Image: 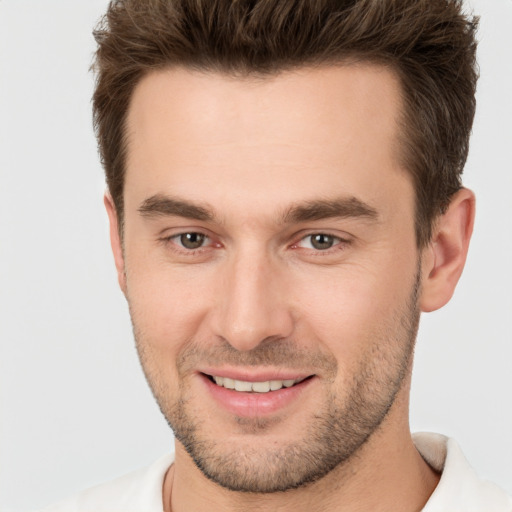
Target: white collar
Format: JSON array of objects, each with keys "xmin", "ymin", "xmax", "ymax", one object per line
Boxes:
[{"xmin": 413, "ymin": 432, "xmax": 511, "ymax": 511}]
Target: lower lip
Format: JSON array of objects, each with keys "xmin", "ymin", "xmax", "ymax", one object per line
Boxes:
[{"xmin": 200, "ymin": 374, "xmax": 314, "ymax": 417}]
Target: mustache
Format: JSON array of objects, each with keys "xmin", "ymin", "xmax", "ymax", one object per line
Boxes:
[{"xmin": 176, "ymin": 337, "xmax": 337, "ymax": 377}]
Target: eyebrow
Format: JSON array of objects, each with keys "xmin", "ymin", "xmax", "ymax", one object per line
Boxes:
[
  {"xmin": 281, "ymin": 197, "xmax": 379, "ymax": 224},
  {"xmin": 138, "ymin": 194, "xmax": 379, "ymax": 224},
  {"xmin": 138, "ymin": 194, "xmax": 215, "ymax": 221}
]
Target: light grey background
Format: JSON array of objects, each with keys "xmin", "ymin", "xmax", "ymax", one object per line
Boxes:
[{"xmin": 0, "ymin": 1, "xmax": 510, "ymax": 510}]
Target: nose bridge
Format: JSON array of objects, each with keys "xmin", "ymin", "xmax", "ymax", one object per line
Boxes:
[{"xmin": 214, "ymin": 244, "xmax": 293, "ymax": 352}]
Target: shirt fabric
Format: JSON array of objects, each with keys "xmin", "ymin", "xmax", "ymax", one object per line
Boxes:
[{"xmin": 37, "ymin": 432, "xmax": 511, "ymax": 512}]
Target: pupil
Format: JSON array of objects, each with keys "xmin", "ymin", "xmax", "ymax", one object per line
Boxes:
[
  {"xmin": 311, "ymin": 234, "xmax": 334, "ymax": 250},
  {"xmin": 181, "ymin": 233, "xmax": 205, "ymax": 249}
]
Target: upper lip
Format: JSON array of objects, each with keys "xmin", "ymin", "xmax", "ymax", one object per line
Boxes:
[{"xmin": 198, "ymin": 367, "xmax": 314, "ymax": 382}]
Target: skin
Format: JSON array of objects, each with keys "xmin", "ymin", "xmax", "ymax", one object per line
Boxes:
[{"xmin": 105, "ymin": 65, "xmax": 475, "ymax": 512}]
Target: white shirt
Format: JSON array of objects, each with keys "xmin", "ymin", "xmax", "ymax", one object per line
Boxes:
[{"xmin": 37, "ymin": 433, "xmax": 511, "ymax": 512}]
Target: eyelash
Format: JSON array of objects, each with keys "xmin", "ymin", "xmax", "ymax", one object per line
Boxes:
[
  {"xmin": 160, "ymin": 231, "xmax": 351, "ymax": 256},
  {"xmin": 293, "ymin": 233, "xmax": 350, "ymax": 252},
  {"xmin": 160, "ymin": 232, "xmax": 215, "ymax": 254}
]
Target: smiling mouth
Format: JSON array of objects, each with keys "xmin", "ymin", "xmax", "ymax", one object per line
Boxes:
[{"xmin": 203, "ymin": 374, "xmax": 313, "ymax": 393}]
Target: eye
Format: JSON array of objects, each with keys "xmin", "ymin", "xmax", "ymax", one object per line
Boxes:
[
  {"xmin": 174, "ymin": 232, "xmax": 209, "ymax": 250},
  {"xmin": 298, "ymin": 233, "xmax": 341, "ymax": 251}
]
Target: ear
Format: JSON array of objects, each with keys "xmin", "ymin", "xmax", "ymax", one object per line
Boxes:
[
  {"xmin": 419, "ymin": 188, "xmax": 475, "ymax": 312},
  {"xmin": 104, "ymin": 193, "xmax": 127, "ymax": 294}
]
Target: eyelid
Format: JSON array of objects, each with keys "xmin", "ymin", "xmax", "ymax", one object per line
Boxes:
[
  {"xmin": 159, "ymin": 228, "xmax": 220, "ymax": 253},
  {"xmin": 299, "ymin": 233, "xmax": 339, "ymax": 246},
  {"xmin": 158, "ymin": 228, "xmax": 351, "ymax": 253},
  {"xmin": 170, "ymin": 232, "xmax": 210, "ymax": 248},
  {"xmin": 291, "ymin": 232, "xmax": 353, "ymax": 252}
]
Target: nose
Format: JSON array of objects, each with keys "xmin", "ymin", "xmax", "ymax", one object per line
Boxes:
[{"xmin": 211, "ymin": 249, "xmax": 294, "ymax": 352}]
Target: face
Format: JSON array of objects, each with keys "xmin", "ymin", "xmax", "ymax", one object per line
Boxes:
[{"xmin": 116, "ymin": 65, "xmax": 423, "ymax": 492}]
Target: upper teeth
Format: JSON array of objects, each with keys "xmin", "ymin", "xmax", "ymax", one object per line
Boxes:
[{"xmin": 213, "ymin": 376, "xmax": 303, "ymax": 393}]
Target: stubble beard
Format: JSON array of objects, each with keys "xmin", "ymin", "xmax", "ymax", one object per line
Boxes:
[{"xmin": 132, "ymin": 271, "xmax": 421, "ymax": 494}]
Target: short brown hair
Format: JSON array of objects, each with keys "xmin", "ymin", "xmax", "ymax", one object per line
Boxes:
[{"xmin": 92, "ymin": 0, "xmax": 479, "ymax": 247}]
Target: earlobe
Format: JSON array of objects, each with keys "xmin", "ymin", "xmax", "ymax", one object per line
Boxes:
[
  {"xmin": 419, "ymin": 188, "xmax": 475, "ymax": 313},
  {"xmin": 104, "ymin": 193, "xmax": 127, "ymax": 294}
]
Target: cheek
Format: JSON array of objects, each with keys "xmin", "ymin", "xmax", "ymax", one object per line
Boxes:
[
  {"xmin": 125, "ymin": 265, "xmax": 215, "ymax": 401},
  {"xmin": 290, "ymin": 258, "xmax": 418, "ymax": 363},
  {"xmin": 124, "ymin": 255, "xmax": 216, "ymax": 355}
]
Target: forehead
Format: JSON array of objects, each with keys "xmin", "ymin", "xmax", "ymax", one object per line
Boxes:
[{"xmin": 124, "ymin": 64, "xmax": 410, "ymax": 220}]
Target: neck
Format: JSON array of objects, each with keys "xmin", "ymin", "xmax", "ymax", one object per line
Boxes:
[{"xmin": 164, "ymin": 385, "xmax": 440, "ymax": 512}]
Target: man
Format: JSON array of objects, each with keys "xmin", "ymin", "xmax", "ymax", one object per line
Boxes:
[{"xmin": 38, "ymin": 0, "xmax": 511, "ymax": 511}]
